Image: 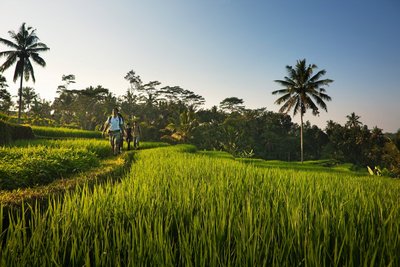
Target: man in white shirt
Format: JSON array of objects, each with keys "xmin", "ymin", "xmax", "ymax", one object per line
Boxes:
[{"xmin": 102, "ymin": 108, "xmax": 124, "ymax": 155}]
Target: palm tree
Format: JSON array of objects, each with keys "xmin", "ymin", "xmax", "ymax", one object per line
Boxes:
[
  {"xmin": 165, "ymin": 109, "xmax": 198, "ymax": 143},
  {"xmin": 0, "ymin": 23, "xmax": 49, "ymax": 123},
  {"xmin": 345, "ymin": 112, "xmax": 362, "ymax": 128},
  {"xmin": 272, "ymin": 59, "xmax": 333, "ymax": 162},
  {"xmin": 22, "ymin": 86, "xmax": 38, "ymax": 114}
]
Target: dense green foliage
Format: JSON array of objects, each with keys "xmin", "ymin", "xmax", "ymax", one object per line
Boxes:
[
  {"xmin": 325, "ymin": 120, "xmax": 400, "ymax": 177},
  {"xmin": 1, "ymin": 145, "xmax": 399, "ymax": 266},
  {"xmin": 1, "ymin": 67, "xmax": 399, "ymax": 176},
  {"xmin": 0, "ymin": 120, "xmax": 34, "ymax": 145}
]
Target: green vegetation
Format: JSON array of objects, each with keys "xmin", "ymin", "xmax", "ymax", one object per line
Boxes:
[
  {"xmin": 236, "ymin": 158, "xmax": 365, "ymax": 175},
  {"xmin": 0, "ymin": 23, "xmax": 49, "ymax": 123},
  {"xmin": 272, "ymin": 59, "xmax": 333, "ymax": 162},
  {"xmin": 0, "ymin": 145, "xmax": 99, "ymax": 190},
  {"xmin": 0, "ymin": 153, "xmax": 131, "ymax": 207},
  {"xmin": 0, "ymin": 141, "xmax": 169, "ymax": 207},
  {"xmin": 1, "ymin": 145, "xmax": 399, "ymax": 266},
  {"xmin": 0, "ymin": 120, "xmax": 34, "ymax": 145},
  {"xmin": 1, "ymin": 139, "xmax": 107, "ymax": 190},
  {"xmin": 31, "ymin": 125, "xmax": 102, "ymax": 139}
]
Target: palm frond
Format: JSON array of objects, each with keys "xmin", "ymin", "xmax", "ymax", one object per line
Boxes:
[
  {"xmin": 0, "ymin": 54, "xmax": 17, "ymax": 72},
  {"xmin": 0, "ymin": 38, "xmax": 19, "ymax": 49},
  {"xmin": 271, "ymin": 88, "xmax": 290, "ymax": 95},
  {"xmin": 309, "ymin": 69, "xmax": 326, "ymax": 83},
  {"xmin": 313, "ymin": 78, "xmax": 333, "ymax": 88},
  {"xmin": 13, "ymin": 60, "xmax": 24, "ymax": 82},
  {"xmin": 279, "ymin": 96, "xmax": 297, "ymax": 114},
  {"xmin": 274, "ymin": 93, "xmax": 292, "ymax": 105},
  {"xmin": 317, "ymin": 91, "xmax": 332, "ymax": 101},
  {"xmin": 28, "ymin": 43, "xmax": 50, "ymax": 52},
  {"xmin": 304, "ymin": 95, "xmax": 320, "ymax": 113},
  {"xmin": 30, "ymin": 54, "xmax": 46, "ymax": 67},
  {"xmin": 25, "ymin": 60, "xmax": 35, "ymax": 82},
  {"xmin": 0, "ymin": 50, "xmax": 16, "ymax": 58},
  {"xmin": 292, "ymin": 99, "xmax": 301, "ymax": 116},
  {"xmin": 311, "ymin": 94, "xmax": 328, "ymax": 111}
]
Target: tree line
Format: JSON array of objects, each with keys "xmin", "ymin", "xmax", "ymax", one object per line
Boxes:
[{"xmin": 1, "ymin": 69, "xmax": 399, "ymax": 176}]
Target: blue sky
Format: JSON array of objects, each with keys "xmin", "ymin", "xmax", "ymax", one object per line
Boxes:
[{"xmin": 1, "ymin": 0, "xmax": 399, "ymax": 132}]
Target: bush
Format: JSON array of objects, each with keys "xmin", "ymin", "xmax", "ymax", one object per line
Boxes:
[
  {"xmin": 0, "ymin": 120, "xmax": 34, "ymax": 145},
  {"xmin": 0, "ymin": 112, "xmax": 9, "ymax": 121}
]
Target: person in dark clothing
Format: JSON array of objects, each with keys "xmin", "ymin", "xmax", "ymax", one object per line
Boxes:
[
  {"xmin": 115, "ymin": 108, "xmax": 124, "ymax": 153},
  {"xmin": 125, "ymin": 122, "xmax": 133, "ymax": 150}
]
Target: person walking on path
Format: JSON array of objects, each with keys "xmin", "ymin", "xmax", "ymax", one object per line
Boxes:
[
  {"xmin": 132, "ymin": 121, "xmax": 142, "ymax": 149},
  {"xmin": 102, "ymin": 108, "xmax": 125, "ymax": 155},
  {"xmin": 125, "ymin": 122, "xmax": 133, "ymax": 150},
  {"xmin": 116, "ymin": 108, "xmax": 125, "ymax": 153}
]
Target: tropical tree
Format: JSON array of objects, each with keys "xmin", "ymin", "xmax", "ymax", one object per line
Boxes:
[
  {"xmin": 345, "ymin": 112, "xmax": 362, "ymax": 128},
  {"xmin": 164, "ymin": 109, "xmax": 198, "ymax": 143},
  {"xmin": 219, "ymin": 97, "xmax": 245, "ymax": 113},
  {"xmin": 272, "ymin": 59, "xmax": 333, "ymax": 162},
  {"xmin": 21, "ymin": 86, "xmax": 37, "ymax": 114},
  {"xmin": 0, "ymin": 23, "xmax": 49, "ymax": 123},
  {"xmin": 0, "ymin": 72, "xmax": 12, "ymax": 113},
  {"xmin": 52, "ymin": 74, "xmax": 76, "ymax": 126},
  {"xmin": 0, "ymin": 88, "xmax": 12, "ymax": 113}
]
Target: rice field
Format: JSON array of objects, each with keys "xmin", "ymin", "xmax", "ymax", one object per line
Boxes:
[
  {"xmin": 0, "ymin": 145, "xmax": 399, "ymax": 266},
  {"xmin": 31, "ymin": 125, "xmax": 102, "ymax": 139}
]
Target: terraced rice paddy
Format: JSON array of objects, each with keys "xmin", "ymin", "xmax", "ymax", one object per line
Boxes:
[{"xmin": 1, "ymin": 144, "xmax": 399, "ymax": 266}]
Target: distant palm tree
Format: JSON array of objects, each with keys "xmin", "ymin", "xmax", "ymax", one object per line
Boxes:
[
  {"xmin": 345, "ymin": 112, "xmax": 362, "ymax": 128},
  {"xmin": 272, "ymin": 59, "xmax": 333, "ymax": 162},
  {"xmin": 0, "ymin": 23, "xmax": 49, "ymax": 123},
  {"xmin": 22, "ymin": 86, "xmax": 38, "ymax": 114}
]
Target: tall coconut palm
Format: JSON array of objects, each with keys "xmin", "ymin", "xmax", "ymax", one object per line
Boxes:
[
  {"xmin": 272, "ymin": 59, "xmax": 333, "ymax": 162},
  {"xmin": 0, "ymin": 23, "xmax": 49, "ymax": 123}
]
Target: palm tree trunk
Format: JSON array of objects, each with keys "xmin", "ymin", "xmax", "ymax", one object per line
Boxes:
[
  {"xmin": 18, "ymin": 70, "xmax": 23, "ymax": 124},
  {"xmin": 300, "ymin": 111, "xmax": 304, "ymax": 163}
]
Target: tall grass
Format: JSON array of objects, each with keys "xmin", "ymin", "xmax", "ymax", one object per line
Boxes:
[
  {"xmin": 1, "ymin": 145, "xmax": 399, "ymax": 266},
  {"xmin": 31, "ymin": 126, "xmax": 102, "ymax": 139},
  {"xmin": 11, "ymin": 139, "xmax": 112, "ymax": 159}
]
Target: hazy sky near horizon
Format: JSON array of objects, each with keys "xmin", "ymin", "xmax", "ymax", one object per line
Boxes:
[{"xmin": 1, "ymin": 0, "xmax": 399, "ymax": 132}]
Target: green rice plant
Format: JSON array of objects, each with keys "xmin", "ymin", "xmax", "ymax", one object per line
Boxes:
[
  {"xmin": 31, "ymin": 125, "xmax": 102, "ymax": 139},
  {"xmin": 11, "ymin": 139, "xmax": 170, "ymax": 158},
  {"xmin": 0, "ymin": 145, "xmax": 399, "ymax": 266},
  {"xmin": 129, "ymin": 141, "xmax": 170, "ymax": 150},
  {"xmin": 11, "ymin": 139, "xmax": 112, "ymax": 158},
  {"xmin": 0, "ymin": 146, "xmax": 99, "ymax": 190}
]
